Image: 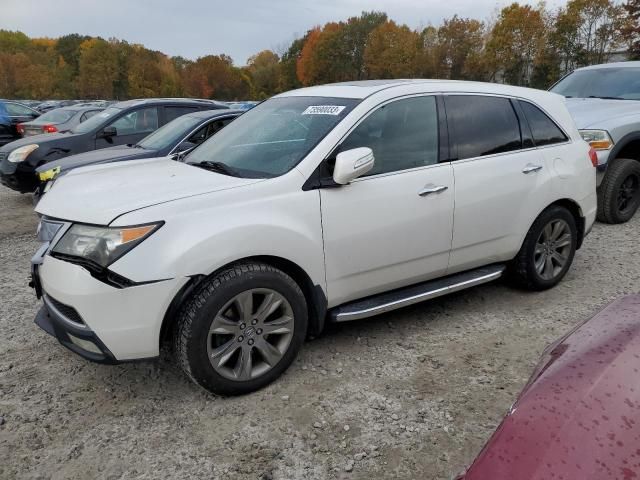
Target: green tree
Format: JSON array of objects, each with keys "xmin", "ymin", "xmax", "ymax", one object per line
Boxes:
[
  {"xmin": 76, "ymin": 38, "xmax": 118, "ymax": 98},
  {"xmin": 246, "ymin": 50, "xmax": 280, "ymax": 98}
]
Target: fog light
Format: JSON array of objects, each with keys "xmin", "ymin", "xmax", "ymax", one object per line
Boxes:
[{"xmin": 68, "ymin": 335, "xmax": 102, "ymax": 354}]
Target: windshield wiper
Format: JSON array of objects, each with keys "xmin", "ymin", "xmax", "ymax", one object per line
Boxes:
[
  {"xmin": 190, "ymin": 161, "xmax": 242, "ymax": 177},
  {"xmin": 588, "ymin": 95, "xmax": 626, "ymax": 100}
]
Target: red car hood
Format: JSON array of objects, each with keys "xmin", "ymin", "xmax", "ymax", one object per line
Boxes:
[{"xmin": 460, "ymin": 295, "xmax": 640, "ymax": 480}]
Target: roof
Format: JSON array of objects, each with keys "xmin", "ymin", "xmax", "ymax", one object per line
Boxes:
[
  {"xmin": 577, "ymin": 61, "xmax": 640, "ymax": 71},
  {"xmin": 185, "ymin": 109, "xmax": 243, "ymax": 119},
  {"xmin": 112, "ymin": 98, "xmax": 229, "ymax": 109},
  {"xmin": 56, "ymin": 105, "xmax": 106, "ymax": 112},
  {"xmin": 276, "ymin": 79, "xmax": 559, "ymax": 100}
]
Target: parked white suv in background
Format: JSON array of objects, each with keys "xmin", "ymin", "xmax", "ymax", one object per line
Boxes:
[{"xmin": 31, "ymin": 80, "xmax": 597, "ymax": 395}]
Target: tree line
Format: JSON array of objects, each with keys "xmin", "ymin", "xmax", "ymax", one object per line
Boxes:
[{"xmin": 1, "ymin": 0, "xmax": 639, "ymax": 101}]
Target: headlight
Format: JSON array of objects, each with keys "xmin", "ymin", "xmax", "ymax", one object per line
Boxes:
[
  {"xmin": 8, "ymin": 144, "xmax": 39, "ymax": 163},
  {"xmin": 579, "ymin": 130, "xmax": 613, "ymax": 150},
  {"xmin": 52, "ymin": 223, "xmax": 162, "ymax": 268}
]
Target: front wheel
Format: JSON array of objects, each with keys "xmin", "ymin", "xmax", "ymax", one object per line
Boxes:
[
  {"xmin": 174, "ymin": 262, "xmax": 308, "ymax": 395},
  {"xmin": 509, "ymin": 206, "xmax": 577, "ymax": 291}
]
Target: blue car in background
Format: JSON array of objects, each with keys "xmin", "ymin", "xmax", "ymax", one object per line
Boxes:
[{"xmin": 0, "ymin": 100, "xmax": 40, "ymax": 146}]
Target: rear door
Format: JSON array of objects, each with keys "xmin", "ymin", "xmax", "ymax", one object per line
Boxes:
[
  {"xmin": 445, "ymin": 94, "xmax": 554, "ymax": 273},
  {"xmin": 95, "ymin": 106, "xmax": 159, "ymax": 148}
]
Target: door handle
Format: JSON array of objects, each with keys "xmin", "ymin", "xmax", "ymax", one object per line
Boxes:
[
  {"xmin": 522, "ymin": 164, "xmax": 543, "ymax": 174},
  {"xmin": 418, "ymin": 184, "xmax": 448, "ymax": 196}
]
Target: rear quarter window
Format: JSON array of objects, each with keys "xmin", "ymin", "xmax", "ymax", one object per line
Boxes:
[{"xmin": 519, "ymin": 101, "xmax": 568, "ymax": 147}]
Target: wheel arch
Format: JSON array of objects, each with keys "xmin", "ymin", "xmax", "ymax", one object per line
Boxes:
[
  {"xmin": 159, "ymin": 255, "xmax": 328, "ymax": 346},
  {"xmin": 537, "ymin": 199, "xmax": 585, "ymax": 249},
  {"xmin": 607, "ymin": 132, "xmax": 640, "ymax": 167}
]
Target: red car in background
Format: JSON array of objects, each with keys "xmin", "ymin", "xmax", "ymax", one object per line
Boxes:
[{"xmin": 459, "ymin": 295, "xmax": 640, "ymax": 480}]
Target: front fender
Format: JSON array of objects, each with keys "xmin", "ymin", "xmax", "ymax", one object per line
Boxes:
[{"xmin": 109, "ymin": 184, "xmax": 326, "ymax": 295}]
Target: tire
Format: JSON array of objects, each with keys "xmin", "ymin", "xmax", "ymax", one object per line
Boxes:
[
  {"xmin": 174, "ymin": 262, "xmax": 308, "ymax": 395},
  {"xmin": 597, "ymin": 158, "xmax": 640, "ymax": 224},
  {"xmin": 509, "ymin": 205, "xmax": 577, "ymax": 291}
]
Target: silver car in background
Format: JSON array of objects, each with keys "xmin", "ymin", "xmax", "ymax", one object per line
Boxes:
[
  {"xmin": 18, "ymin": 105, "xmax": 104, "ymax": 137},
  {"xmin": 551, "ymin": 61, "xmax": 640, "ymax": 224}
]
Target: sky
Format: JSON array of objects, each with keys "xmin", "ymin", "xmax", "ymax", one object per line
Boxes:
[{"xmin": 1, "ymin": 0, "xmax": 567, "ymax": 66}]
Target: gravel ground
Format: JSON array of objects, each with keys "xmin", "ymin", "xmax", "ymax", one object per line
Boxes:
[{"xmin": 1, "ymin": 183, "xmax": 639, "ymax": 480}]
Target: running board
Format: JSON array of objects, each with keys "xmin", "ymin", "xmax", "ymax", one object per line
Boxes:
[{"xmin": 330, "ymin": 264, "xmax": 506, "ymax": 322}]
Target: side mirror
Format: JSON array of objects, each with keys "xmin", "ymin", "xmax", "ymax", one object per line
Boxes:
[
  {"xmin": 332, "ymin": 147, "xmax": 375, "ymax": 185},
  {"xmin": 101, "ymin": 126, "xmax": 117, "ymax": 138}
]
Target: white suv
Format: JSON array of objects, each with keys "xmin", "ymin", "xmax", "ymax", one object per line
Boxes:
[{"xmin": 32, "ymin": 80, "xmax": 597, "ymax": 395}]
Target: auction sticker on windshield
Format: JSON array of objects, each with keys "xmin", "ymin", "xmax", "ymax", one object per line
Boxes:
[{"xmin": 302, "ymin": 105, "xmax": 346, "ymax": 115}]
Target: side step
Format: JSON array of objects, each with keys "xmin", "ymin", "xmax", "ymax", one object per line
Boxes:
[{"xmin": 330, "ymin": 264, "xmax": 506, "ymax": 322}]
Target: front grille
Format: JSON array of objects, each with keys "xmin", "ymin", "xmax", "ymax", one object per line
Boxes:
[{"xmin": 45, "ymin": 295, "xmax": 85, "ymax": 326}]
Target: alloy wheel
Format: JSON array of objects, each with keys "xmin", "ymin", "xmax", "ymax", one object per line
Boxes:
[
  {"xmin": 617, "ymin": 173, "xmax": 640, "ymax": 216},
  {"xmin": 207, "ymin": 288, "xmax": 294, "ymax": 381},
  {"xmin": 533, "ymin": 219, "xmax": 572, "ymax": 281}
]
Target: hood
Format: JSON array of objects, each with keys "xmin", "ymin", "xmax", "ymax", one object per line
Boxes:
[
  {"xmin": 0, "ymin": 131, "xmax": 81, "ymax": 152},
  {"xmin": 36, "ymin": 158, "xmax": 263, "ymax": 225},
  {"xmin": 36, "ymin": 144, "xmax": 152, "ymax": 174},
  {"xmin": 460, "ymin": 294, "xmax": 640, "ymax": 480},
  {"xmin": 564, "ymin": 97, "xmax": 640, "ymax": 129}
]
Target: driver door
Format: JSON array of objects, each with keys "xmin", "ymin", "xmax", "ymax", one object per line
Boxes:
[
  {"xmin": 95, "ymin": 107, "xmax": 159, "ymax": 149},
  {"xmin": 319, "ymin": 96, "xmax": 455, "ymax": 306}
]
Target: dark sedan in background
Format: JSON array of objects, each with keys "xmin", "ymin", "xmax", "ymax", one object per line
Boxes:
[
  {"xmin": 0, "ymin": 100, "xmax": 40, "ymax": 147},
  {"xmin": 35, "ymin": 109, "xmax": 241, "ymax": 198},
  {"xmin": 18, "ymin": 105, "xmax": 104, "ymax": 137},
  {"xmin": 0, "ymin": 98, "xmax": 227, "ymax": 193}
]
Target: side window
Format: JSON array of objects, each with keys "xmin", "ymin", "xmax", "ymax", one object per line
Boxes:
[
  {"xmin": 110, "ymin": 107, "xmax": 158, "ymax": 135},
  {"xmin": 6, "ymin": 102, "xmax": 34, "ymax": 116},
  {"xmin": 446, "ymin": 95, "xmax": 522, "ymax": 160},
  {"xmin": 187, "ymin": 125, "xmax": 209, "ymax": 145},
  {"xmin": 339, "ymin": 96, "xmax": 439, "ymax": 176},
  {"xmin": 165, "ymin": 106, "xmax": 198, "ymax": 123},
  {"xmin": 80, "ymin": 110, "xmax": 100, "ymax": 122},
  {"xmin": 519, "ymin": 101, "xmax": 568, "ymax": 147}
]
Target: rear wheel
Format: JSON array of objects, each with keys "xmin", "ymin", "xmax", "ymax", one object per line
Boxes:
[
  {"xmin": 597, "ymin": 158, "xmax": 640, "ymax": 224},
  {"xmin": 509, "ymin": 206, "xmax": 577, "ymax": 290},
  {"xmin": 174, "ymin": 262, "xmax": 307, "ymax": 395}
]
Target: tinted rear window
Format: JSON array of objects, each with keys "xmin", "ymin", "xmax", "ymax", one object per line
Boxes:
[
  {"xmin": 447, "ymin": 95, "xmax": 522, "ymax": 160},
  {"xmin": 519, "ymin": 101, "xmax": 568, "ymax": 147}
]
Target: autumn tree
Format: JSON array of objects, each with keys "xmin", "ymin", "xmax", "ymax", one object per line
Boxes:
[
  {"xmin": 364, "ymin": 21, "xmax": 421, "ymax": 78},
  {"xmin": 434, "ymin": 15, "xmax": 487, "ymax": 80},
  {"xmin": 552, "ymin": 0, "xmax": 624, "ymax": 72},
  {"xmin": 622, "ymin": 0, "xmax": 640, "ymax": 59},
  {"xmin": 485, "ymin": 3, "xmax": 548, "ymax": 86},
  {"xmin": 182, "ymin": 55, "xmax": 251, "ymax": 100}
]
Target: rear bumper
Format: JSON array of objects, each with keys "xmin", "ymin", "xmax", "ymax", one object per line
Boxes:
[{"xmin": 35, "ymin": 254, "xmax": 187, "ymax": 361}]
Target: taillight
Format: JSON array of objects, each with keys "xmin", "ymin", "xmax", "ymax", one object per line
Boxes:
[
  {"xmin": 17, "ymin": 123, "xmax": 25, "ymax": 135},
  {"xmin": 43, "ymin": 124, "xmax": 58, "ymax": 133},
  {"xmin": 588, "ymin": 147, "xmax": 598, "ymax": 168}
]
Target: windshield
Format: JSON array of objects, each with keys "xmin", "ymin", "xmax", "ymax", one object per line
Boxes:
[
  {"xmin": 186, "ymin": 96, "xmax": 359, "ymax": 178},
  {"xmin": 71, "ymin": 107, "xmax": 121, "ymax": 133},
  {"xmin": 551, "ymin": 67, "xmax": 640, "ymax": 100},
  {"xmin": 138, "ymin": 114, "xmax": 203, "ymax": 150},
  {"xmin": 35, "ymin": 109, "xmax": 76, "ymax": 123}
]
